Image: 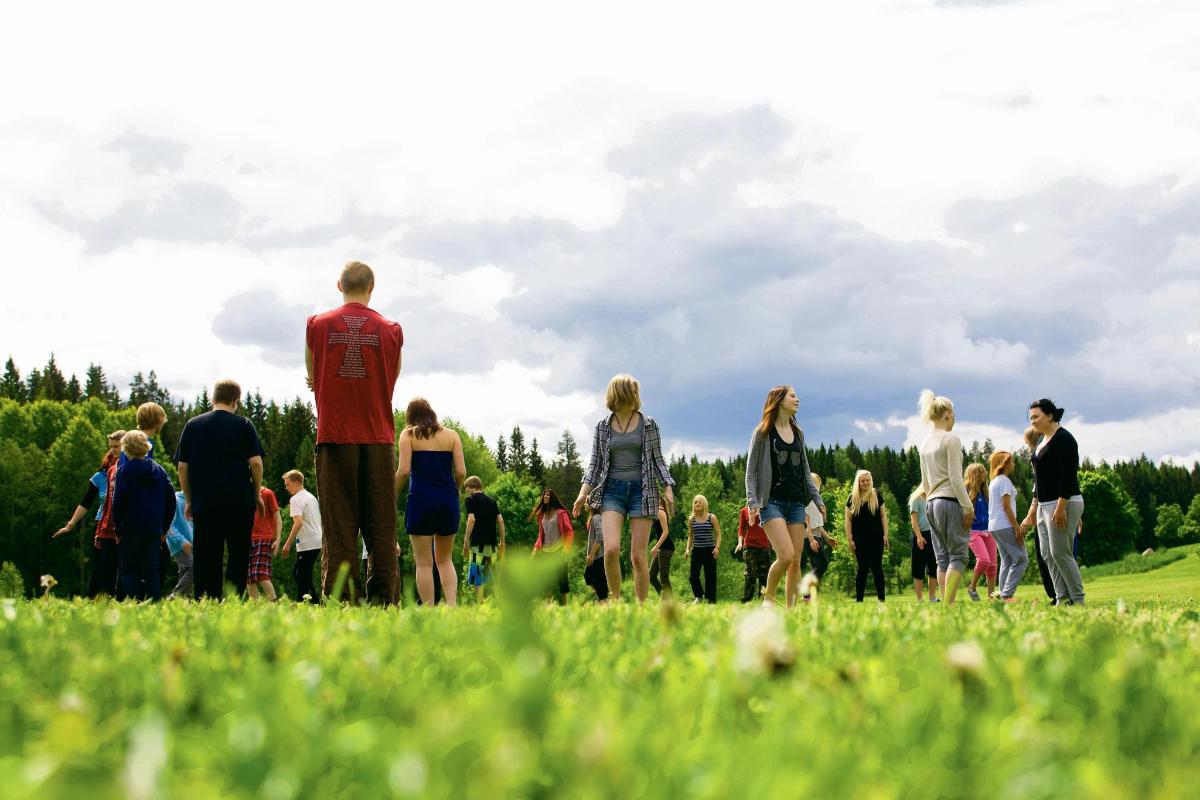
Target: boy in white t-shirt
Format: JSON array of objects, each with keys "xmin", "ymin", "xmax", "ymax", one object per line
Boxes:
[{"xmin": 281, "ymin": 469, "xmax": 323, "ymax": 603}]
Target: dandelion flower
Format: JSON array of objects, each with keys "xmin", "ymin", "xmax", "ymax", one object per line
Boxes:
[
  {"xmin": 734, "ymin": 605, "xmax": 794, "ymax": 676},
  {"xmin": 945, "ymin": 641, "xmax": 985, "ymax": 676}
]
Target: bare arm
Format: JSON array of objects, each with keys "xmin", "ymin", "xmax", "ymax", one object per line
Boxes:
[
  {"xmin": 249, "ymin": 456, "xmax": 265, "ymax": 514},
  {"xmin": 685, "ymin": 520, "xmax": 694, "ymax": 556},
  {"xmin": 881, "ymin": 505, "xmax": 890, "ymax": 548},
  {"xmin": 451, "ymin": 432, "xmax": 467, "ymax": 488},
  {"xmin": 395, "ymin": 432, "xmax": 412, "ymax": 498},
  {"xmin": 54, "ymin": 504, "xmax": 89, "ymax": 537},
  {"xmin": 283, "ymin": 514, "xmax": 303, "ymax": 555},
  {"xmin": 845, "ymin": 507, "xmax": 854, "ymax": 552},
  {"xmin": 498, "ymin": 515, "xmax": 506, "ymax": 554},
  {"xmin": 711, "ymin": 515, "xmax": 722, "ymax": 555},
  {"xmin": 463, "ymin": 513, "xmax": 475, "ymax": 556},
  {"xmin": 651, "ymin": 509, "xmax": 671, "ymax": 552},
  {"xmin": 305, "ymin": 344, "xmax": 315, "ymax": 390},
  {"xmin": 274, "ymin": 513, "xmax": 282, "ymax": 555}
]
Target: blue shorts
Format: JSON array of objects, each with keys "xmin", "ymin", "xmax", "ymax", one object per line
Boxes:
[
  {"xmin": 761, "ymin": 498, "xmax": 806, "ymax": 525},
  {"xmin": 600, "ymin": 478, "xmax": 647, "ymax": 517}
]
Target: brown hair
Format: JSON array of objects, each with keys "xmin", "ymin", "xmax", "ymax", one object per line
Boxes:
[
  {"xmin": 964, "ymin": 463, "xmax": 988, "ymax": 502},
  {"xmin": 989, "ymin": 451, "xmax": 1014, "ymax": 480},
  {"xmin": 340, "ymin": 261, "xmax": 375, "ymax": 295},
  {"xmin": 464, "ymin": 476, "xmax": 483, "ymax": 491},
  {"xmin": 528, "ymin": 487, "xmax": 566, "ymax": 520},
  {"xmin": 282, "ymin": 470, "xmax": 305, "ymax": 485},
  {"xmin": 136, "ymin": 402, "xmax": 167, "ymax": 431},
  {"xmin": 405, "ymin": 398, "xmax": 440, "ymax": 440},
  {"xmin": 757, "ymin": 385, "xmax": 799, "ymax": 435},
  {"xmin": 213, "ymin": 379, "xmax": 242, "ymax": 406}
]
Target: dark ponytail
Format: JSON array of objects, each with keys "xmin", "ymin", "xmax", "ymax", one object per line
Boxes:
[{"xmin": 1029, "ymin": 398, "xmax": 1064, "ymax": 423}]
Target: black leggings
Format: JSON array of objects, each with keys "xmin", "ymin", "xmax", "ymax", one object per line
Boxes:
[
  {"xmin": 854, "ymin": 539, "xmax": 885, "ymax": 602},
  {"xmin": 689, "ymin": 548, "xmax": 717, "ymax": 603},
  {"xmin": 649, "ymin": 548, "xmax": 674, "ymax": 595},
  {"xmin": 293, "ymin": 549, "xmax": 320, "ymax": 603},
  {"xmin": 584, "ymin": 557, "xmax": 609, "ymax": 601}
]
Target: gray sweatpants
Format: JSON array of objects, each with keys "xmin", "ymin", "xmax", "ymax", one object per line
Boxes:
[
  {"xmin": 927, "ymin": 498, "xmax": 970, "ymax": 573},
  {"xmin": 1037, "ymin": 497, "xmax": 1085, "ymax": 605},
  {"xmin": 992, "ymin": 527, "xmax": 1029, "ymax": 598},
  {"xmin": 170, "ymin": 550, "xmax": 194, "ymax": 599}
]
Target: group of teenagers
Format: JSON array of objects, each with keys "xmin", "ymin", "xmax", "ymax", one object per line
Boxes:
[{"xmin": 53, "ymin": 260, "xmax": 1086, "ymax": 609}]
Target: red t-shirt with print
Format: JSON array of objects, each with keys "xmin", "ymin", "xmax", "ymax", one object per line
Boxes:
[
  {"xmin": 307, "ymin": 303, "xmax": 404, "ymax": 445},
  {"xmin": 251, "ymin": 488, "xmax": 280, "ymax": 542},
  {"xmin": 739, "ymin": 506, "xmax": 770, "ymax": 549}
]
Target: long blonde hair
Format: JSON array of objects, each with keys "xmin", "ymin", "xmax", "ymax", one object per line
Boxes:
[
  {"xmin": 908, "ymin": 484, "xmax": 926, "ymax": 504},
  {"xmin": 964, "ymin": 463, "xmax": 988, "ymax": 501},
  {"xmin": 688, "ymin": 494, "xmax": 710, "ymax": 522},
  {"xmin": 849, "ymin": 470, "xmax": 879, "ymax": 515}
]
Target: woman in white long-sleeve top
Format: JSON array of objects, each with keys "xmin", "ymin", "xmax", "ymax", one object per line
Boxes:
[{"xmin": 917, "ymin": 389, "xmax": 974, "ymax": 605}]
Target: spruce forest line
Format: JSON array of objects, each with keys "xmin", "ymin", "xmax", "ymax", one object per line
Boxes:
[{"xmin": 1, "ymin": 354, "xmax": 1199, "ymax": 599}]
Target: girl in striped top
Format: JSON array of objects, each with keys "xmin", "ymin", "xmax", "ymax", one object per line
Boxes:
[{"xmin": 685, "ymin": 495, "xmax": 722, "ymax": 603}]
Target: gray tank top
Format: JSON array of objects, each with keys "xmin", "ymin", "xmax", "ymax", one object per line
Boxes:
[{"xmin": 608, "ymin": 417, "xmax": 643, "ymax": 481}]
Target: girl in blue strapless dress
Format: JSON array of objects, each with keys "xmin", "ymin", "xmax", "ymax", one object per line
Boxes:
[{"xmin": 396, "ymin": 398, "xmax": 466, "ymax": 606}]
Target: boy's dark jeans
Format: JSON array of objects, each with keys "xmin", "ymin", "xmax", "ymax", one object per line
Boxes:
[
  {"xmin": 88, "ymin": 538, "xmax": 121, "ymax": 598},
  {"xmin": 294, "ymin": 549, "xmax": 320, "ymax": 603},
  {"xmin": 119, "ymin": 534, "xmax": 161, "ymax": 601},
  {"xmin": 192, "ymin": 504, "xmax": 253, "ymax": 600}
]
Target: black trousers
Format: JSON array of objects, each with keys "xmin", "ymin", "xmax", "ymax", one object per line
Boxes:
[
  {"xmin": 649, "ymin": 548, "xmax": 674, "ymax": 596},
  {"xmin": 801, "ymin": 537, "xmax": 831, "ymax": 581},
  {"xmin": 1032, "ymin": 531, "xmax": 1056, "ymax": 601},
  {"xmin": 689, "ymin": 548, "xmax": 717, "ymax": 603},
  {"xmin": 294, "ymin": 549, "xmax": 320, "ymax": 603},
  {"xmin": 192, "ymin": 504, "xmax": 254, "ymax": 601},
  {"xmin": 855, "ymin": 538, "xmax": 885, "ymax": 602},
  {"xmin": 584, "ymin": 557, "xmax": 609, "ymax": 601},
  {"xmin": 87, "ymin": 538, "xmax": 121, "ymax": 598},
  {"xmin": 119, "ymin": 535, "xmax": 161, "ymax": 601}
]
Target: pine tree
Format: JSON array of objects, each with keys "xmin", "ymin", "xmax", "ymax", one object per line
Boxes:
[
  {"xmin": 65, "ymin": 375, "xmax": 82, "ymax": 403},
  {"xmin": 84, "ymin": 363, "xmax": 108, "ymax": 402},
  {"xmin": 195, "ymin": 388, "xmax": 212, "ymax": 413},
  {"xmin": 25, "ymin": 368, "xmax": 42, "ymax": 402},
  {"xmin": 509, "ymin": 426, "xmax": 528, "ymax": 476},
  {"xmin": 529, "ymin": 438, "xmax": 546, "ymax": 485},
  {"xmin": 495, "ymin": 434, "xmax": 509, "ymax": 472},
  {"xmin": 40, "ymin": 354, "xmax": 68, "ymax": 401},
  {"xmin": 128, "ymin": 372, "xmax": 148, "ymax": 407},
  {"xmin": 0, "ymin": 358, "xmax": 23, "ymax": 402}
]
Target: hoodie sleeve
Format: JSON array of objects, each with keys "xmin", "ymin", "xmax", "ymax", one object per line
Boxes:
[{"xmin": 161, "ymin": 472, "xmax": 177, "ymax": 535}]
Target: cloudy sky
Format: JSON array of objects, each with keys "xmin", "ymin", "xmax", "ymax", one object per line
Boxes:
[{"xmin": 2, "ymin": 0, "xmax": 1199, "ymax": 464}]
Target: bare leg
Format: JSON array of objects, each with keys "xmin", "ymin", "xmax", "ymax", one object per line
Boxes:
[
  {"xmin": 261, "ymin": 581, "xmax": 277, "ymax": 601},
  {"xmin": 434, "ymin": 534, "xmax": 458, "ymax": 607},
  {"xmin": 410, "ymin": 535, "xmax": 435, "ymax": 606},
  {"xmin": 913, "ymin": 578, "xmax": 925, "ymax": 601},
  {"xmin": 629, "ymin": 517, "xmax": 652, "ymax": 603},
  {"xmin": 944, "ymin": 568, "xmax": 963, "ymax": 604},
  {"xmin": 248, "ymin": 584, "xmax": 259, "ymax": 600},
  {"xmin": 602, "ymin": 511, "xmax": 625, "ymax": 600},
  {"xmin": 760, "ymin": 518, "xmax": 796, "ymax": 605},
  {"xmin": 785, "ymin": 523, "xmax": 808, "ymax": 608}
]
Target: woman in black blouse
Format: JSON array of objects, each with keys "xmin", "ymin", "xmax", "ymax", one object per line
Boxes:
[{"xmin": 1018, "ymin": 399, "xmax": 1085, "ymax": 605}]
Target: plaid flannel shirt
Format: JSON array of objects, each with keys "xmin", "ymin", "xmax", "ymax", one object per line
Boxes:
[{"xmin": 583, "ymin": 413, "xmax": 675, "ymax": 517}]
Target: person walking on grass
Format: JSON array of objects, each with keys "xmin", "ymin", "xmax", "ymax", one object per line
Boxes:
[
  {"xmin": 745, "ymin": 385, "xmax": 824, "ymax": 607},
  {"xmin": 988, "ymin": 451, "xmax": 1027, "ymax": 602},
  {"xmin": 964, "ymin": 463, "xmax": 997, "ymax": 602},
  {"xmin": 797, "ymin": 472, "xmax": 837, "ymax": 605},
  {"xmin": 1022, "ymin": 426, "xmax": 1057, "ymax": 603},
  {"xmin": 307, "ymin": 260, "xmax": 404, "ymax": 605},
  {"xmin": 463, "ymin": 475, "xmax": 505, "ymax": 604},
  {"xmin": 175, "ymin": 379, "xmax": 266, "ymax": 601},
  {"xmin": 53, "ymin": 429, "xmax": 125, "ymax": 598},
  {"xmin": 112, "ymin": 431, "xmax": 176, "ymax": 602},
  {"xmin": 908, "ymin": 486, "xmax": 938, "ymax": 602},
  {"xmin": 532, "ymin": 488, "xmax": 575, "ymax": 605},
  {"xmin": 1019, "ymin": 399, "xmax": 1085, "ymax": 606},
  {"xmin": 648, "ymin": 497, "xmax": 674, "ymax": 598},
  {"xmin": 247, "ymin": 486, "xmax": 281, "ymax": 601},
  {"xmin": 165, "ymin": 490, "xmax": 194, "ymax": 599},
  {"xmin": 281, "ymin": 470, "xmax": 323, "ymax": 603},
  {"xmin": 917, "ymin": 389, "xmax": 973, "ymax": 604},
  {"xmin": 736, "ymin": 502, "xmax": 771, "ymax": 603},
  {"xmin": 573, "ymin": 374, "xmax": 676, "ymax": 603},
  {"xmin": 396, "ymin": 398, "xmax": 466, "ymax": 607},
  {"xmin": 584, "ymin": 510, "xmax": 608, "ymax": 601},
  {"xmin": 685, "ymin": 495, "xmax": 721, "ymax": 604},
  {"xmin": 846, "ymin": 470, "xmax": 888, "ymax": 603}
]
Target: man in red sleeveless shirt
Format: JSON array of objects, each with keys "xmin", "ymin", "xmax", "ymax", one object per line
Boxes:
[{"xmin": 306, "ymin": 261, "xmax": 404, "ymax": 604}]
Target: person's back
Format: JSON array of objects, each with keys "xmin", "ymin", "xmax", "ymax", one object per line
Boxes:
[
  {"xmin": 409, "ymin": 430, "xmax": 459, "ymax": 500},
  {"xmin": 464, "ymin": 490, "xmax": 499, "ymax": 548},
  {"xmin": 919, "ymin": 430, "xmax": 970, "ymax": 507},
  {"xmin": 177, "ymin": 409, "xmax": 261, "ymax": 515},
  {"xmin": 114, "ymin": 456, "xmax": 174, "ymax": 540}
]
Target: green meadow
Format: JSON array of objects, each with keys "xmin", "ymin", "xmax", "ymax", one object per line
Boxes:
[{"xmin": 1, "ymin": 554, "xmax": 1196, "ymax": 800}]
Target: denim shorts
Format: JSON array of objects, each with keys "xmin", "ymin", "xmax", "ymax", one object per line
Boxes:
[
  {"xmin": 600, "ymin": 478, "xmax": 647, "ymax": 517},
  {"xmin": 761, "ymin": 497, "xmax": 807, "ymax": 525}
]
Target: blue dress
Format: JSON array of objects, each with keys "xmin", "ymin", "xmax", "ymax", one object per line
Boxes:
[{"xmin": 405, "ymin": 450, "xmax": 460, "ymax": 536}]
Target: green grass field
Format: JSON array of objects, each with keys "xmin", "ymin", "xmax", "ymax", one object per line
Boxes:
[{"xmin": 1, "ymin": 559, "xmax": 1196, "ymax": 799}]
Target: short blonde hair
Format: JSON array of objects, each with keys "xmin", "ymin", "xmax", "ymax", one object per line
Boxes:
[
  {"xmin": 340, "ymin": 261, "xmax": 375, "ymax": 295},
  {"xmin": 605, "ymin": 374, "xmax": 641, "ymax": 413},
  {"xmin": 136, "ymin": 402, "xmax": 167, "ymax": 431},
  {"xmin": 282, "ymin": 470, "xmax": 305, "ymax": 486},
  {"xmin": 122, "ymin": 430, "xmax": 151, "ymax": 459},
  {"xmin": 464, "ymin": 476, "xmax": 483, "ymax": 491},
  {"xmin": 918, "ymin": 389, "xmax": 954, "ymax": 423},
  {"xmin": 689, "ymin": 494, "xmax": 710, "ymax": 520}
]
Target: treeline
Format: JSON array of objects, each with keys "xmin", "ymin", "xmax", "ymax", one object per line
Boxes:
[{"xmin": 2, "ymin": 354, "xmax": 1199, "ymax": 598}]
